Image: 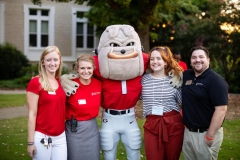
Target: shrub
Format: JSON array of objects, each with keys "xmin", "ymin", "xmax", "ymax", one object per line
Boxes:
[
  {"xmin": 0, "ymin": 64, "xmax": 38, "ymax": 89},
  {"xmin": 0, "ymin": 42, "xmax": 29, "ymax": 80},
  {"xmin": 0, "ymin": 65, "xmax": 70, "ymax": 89},
  {"xmin": 0, "ymin": 79, "xmax": 23, "ymax": 89}
]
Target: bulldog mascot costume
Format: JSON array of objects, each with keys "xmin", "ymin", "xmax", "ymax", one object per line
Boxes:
[{"xmin": 61, "ymin": 24, "xmax": 181, "ymax": 159}]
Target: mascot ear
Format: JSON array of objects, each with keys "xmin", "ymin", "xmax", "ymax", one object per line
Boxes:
[
  {"xmin": 141, "ymin": 46, "xmax": 144, "ymax": 52},
  {"xmin": 94, "ymin": 49, "xmax": 98, "ymax": 55}
]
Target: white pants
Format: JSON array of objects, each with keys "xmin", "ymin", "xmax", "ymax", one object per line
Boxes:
[
  {"xmin": 100, "ymin": 107, "xmax": 142, "ymax": 160},
  {"xmin": 33, "ymin": 131, "xmax": 67, "ymax": 160}
]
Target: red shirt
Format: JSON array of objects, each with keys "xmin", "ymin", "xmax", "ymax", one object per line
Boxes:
[
  {"xmin": 179, "ymin": 61, "xmax": 188, "ymax": 71},
  {"xmin": 93, "ymin": 53, "xmax": 148, "ymax": 110},
  {"xmin": 26, "ymin": 76, "xmax": 66, "ymax": 136},
  {"xmin": 65, "ymin": 78, "xmax": 102, "ymax": 121}
]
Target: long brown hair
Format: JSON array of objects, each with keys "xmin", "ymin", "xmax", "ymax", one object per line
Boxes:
[{"xmin": 147, "ymin": 46, "xmax": 183, "ymax": 79}]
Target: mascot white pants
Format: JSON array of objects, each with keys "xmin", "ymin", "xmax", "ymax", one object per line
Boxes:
[{"xmin": 100, "ymin": 107, "xmax": 141, "ymax": 160}]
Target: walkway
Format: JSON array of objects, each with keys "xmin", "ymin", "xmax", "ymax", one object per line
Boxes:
[{"xmin": 0, "ymin": 89, "xmax": 27, "ymax": 120}]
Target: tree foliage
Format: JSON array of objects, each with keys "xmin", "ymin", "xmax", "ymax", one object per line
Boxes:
[
  {"xmin": 151, "ymin": 0, "xmax": 240, "ymax": 93},
  {"xmin": 32, "ymin": 0, "xmax": 240, "ymax": 93},
  {"xmin": 32, "ymin": 0, "xmax": 180, "ymax": 51},
  {"xmin": 0, "ymin": 43, "xmax": 29, "ymax": 80}
]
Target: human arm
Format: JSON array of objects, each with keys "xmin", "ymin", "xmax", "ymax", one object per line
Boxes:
[
  {"xmin": 205, "ymin": 105, "xmax": 227, "ymax": 146},
  {"xmin": 27, "ymin": 92, "xmax": 39, "ymax": 158}
]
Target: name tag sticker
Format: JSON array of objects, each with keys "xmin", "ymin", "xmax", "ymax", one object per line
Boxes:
[
  {"xmin": 48, "ymin": 91, "xmax": 56, "ymax": 95},
  {"xmin": 185, "ymin": 80, "xmax": 192, "ymax": 85},
  {"xmin": 152, "ymin": 105, "xmax": 163, "ymax": 116},
  {"xmin": 78, "ymin": 99, "xmax": 86, "ymax": 105}
]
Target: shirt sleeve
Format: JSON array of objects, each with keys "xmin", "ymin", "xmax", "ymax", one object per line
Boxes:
[
  {"xmin": 175, "ymin": 87, "xmax": 182, "ymax": 105},
  {"xmin": 26, "ymin": 77, "xmax": 41, "ymax": 95},
  {"xmin": 209, "ymin": 75, "xmax": 229, "ymax": 106}
]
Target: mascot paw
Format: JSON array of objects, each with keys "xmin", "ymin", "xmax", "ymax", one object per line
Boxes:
[
  {"xmin": 60, "ymin": 74, "xmax": 79, "ymax": 96},
  {"xmin": 168, "ymin": 70, "xmax": 183, "ymax": 89}
]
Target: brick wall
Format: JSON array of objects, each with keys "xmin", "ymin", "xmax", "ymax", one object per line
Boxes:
[{"xmin": 99, "ymin": 93, "xmax": 240, "ymax": 120}]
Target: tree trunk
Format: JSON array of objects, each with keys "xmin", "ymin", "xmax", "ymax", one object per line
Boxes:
[{"xmin": 136, "ymin": 26, "xmax": 150, "ymax": 53}]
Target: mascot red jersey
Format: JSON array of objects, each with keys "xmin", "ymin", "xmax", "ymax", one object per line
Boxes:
[{"xmin": 61, "ymin": 24, "xmax": 148, "ymax": 160}]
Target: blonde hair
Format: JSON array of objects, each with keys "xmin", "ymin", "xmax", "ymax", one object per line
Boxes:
[
  {"xmin": 74, "ymin": 54, "xmax": 95, "ymax": 71},
  {"xmin": 148, "ymin": 46, "xmax": 183, "ymax": 79},
  {"xmin": 38, "ymin": 46, "xmax": 62, "ymax": 92}
]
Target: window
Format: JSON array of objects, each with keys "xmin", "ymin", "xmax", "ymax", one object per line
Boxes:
[
  {"xmin": 87, "ymin": 23, "xmax": 94, "ymax": 48},
  {"xmin": 71, "ymin": 7, "xmax": 97, "ymax": 59},
  {"xmin": 29, "ymin": 9, "xmax": 49, "ymax": 47},
  {"xmin": 24, "ymin": 5, "xmax": 55, "ymax": 61},
  {"xmin": 74, "ymin": 11, "xmax": 95, "ymax": 49},
  {"xmin": 76, "ymin": 22, "xmax": 83, "ymax": 47}
]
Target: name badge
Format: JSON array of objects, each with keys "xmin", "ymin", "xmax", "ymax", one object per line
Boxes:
[
  {"xmin": 78, "ymin": 99, "xmax": 86, "ymax": 105},
  {"xmin": 48, "ymin": 91, "xmax": 56, "ymax": 95},
  {"xmin": 185, "ymin": 80, "xmax": 192, "ymax": 85},
  {"xmin": 152, "ymin": 105, "xmax": 163, "ymax": 116}
]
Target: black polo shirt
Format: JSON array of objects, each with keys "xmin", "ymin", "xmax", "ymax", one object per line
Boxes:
[{"xmin": 182, "ymin": 67, "xmax": 229, "ymax": 129}]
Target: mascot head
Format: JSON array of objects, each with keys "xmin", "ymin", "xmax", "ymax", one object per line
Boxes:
[{"xmin": 97, "ymin": 24, "xmax": 144, "ymax": 80}]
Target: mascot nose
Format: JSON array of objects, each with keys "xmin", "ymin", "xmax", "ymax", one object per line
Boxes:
[{"xmin": 121, "ymin": 49, "xmax": 126, "ymax": 54}]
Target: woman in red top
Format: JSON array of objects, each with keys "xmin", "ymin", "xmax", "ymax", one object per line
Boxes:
[
  {"xmin": 26, "ymin": 46, "xmax": 67, "ymax": 160},
  {"xmin": 65, "ymin": 54, "xmax": 102, "ymax": 160}
]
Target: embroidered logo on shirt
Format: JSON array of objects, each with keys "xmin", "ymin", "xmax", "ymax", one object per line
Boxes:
[
  {"xmin": 92, "ymin": 92, "xmax": 101, "ymax": 96},
  {"xmin": 196, "ymin": 82, "xmax": 203, "ymax": 86}
]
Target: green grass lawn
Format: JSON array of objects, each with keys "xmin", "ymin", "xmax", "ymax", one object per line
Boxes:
[
  {"xmin": 0, "ymin": 117, "xmax": 239, "ymax": 160},
  {"xmin": 0, "ymin": 94, "xmax": 26, "ymax": 108},
  {"xmin": 0, "ymin": 94, "xmax": 239, "ymax": 159}
]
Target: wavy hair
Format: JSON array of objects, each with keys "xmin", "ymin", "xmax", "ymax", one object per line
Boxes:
[
  {"xmin": 38, "ymin": 46, "xmax": 62, "ymax": 92},
  {"xmin": 74, "ymin": 54, "xmax": 95, "ymax": 72},
  {"xmin": 147, "ymin": 46, "xmax": 183, "ymax": 79}
]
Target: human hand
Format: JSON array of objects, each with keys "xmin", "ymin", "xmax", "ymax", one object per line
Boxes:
[
  {"xmin": 27, "ymin": 145, "xmax": 36, "ymax": 158},
  {"xmin": 60, "ymin": 74, "xmax": 79, "ymax": 96},
  {"xmin": 168, "ymin": 70, "xmax": 183, "ymax": 88},
  {"xmin": 204, "ymin": 134, "xmax": 214, "ymax": 147}
]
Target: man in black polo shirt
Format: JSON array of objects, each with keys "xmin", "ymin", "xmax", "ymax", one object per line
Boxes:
[{"xmin": 182, "ymin": 46, "xmax": 228, "ymax": 160}]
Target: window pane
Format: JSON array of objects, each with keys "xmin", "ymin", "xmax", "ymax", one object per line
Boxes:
[
  {"xmin": 77, "ymin": 36, "xmax": 83, "ymax": 48},
  {"xmin": 77, "ymin": 23, "xmax": 83, "ymax": 34},
  {"xmin": 87, "ymin": 24, "xmax": 94, "ymax": 34},
  {"xmin": 29, "ymin": 34, "xmax": 37, "ymax": 46},
  {"xmin": 41, "ymin": 21, "xmax": 48, "ymax": 34},
  {"xmin": 76, "ymin": 12, "xmax": 84, "ymax": 18},
  {"xmin": 87, "ymin": 36, "xmax": 93, "ymax": 48},
  {"xmin": 29, "ymin": 20, "xmax": 37, "ymax": 32},
  {"xmin": 41, "ymin": 35, "xmax": 48, "ymax": 47},
  {"xmin": 41, "ymin": 10, "xmax": 49, "ymax": 16},
  {"xmin": 29, "ymin": 9, "xmax": 37, "ymax": 15}
]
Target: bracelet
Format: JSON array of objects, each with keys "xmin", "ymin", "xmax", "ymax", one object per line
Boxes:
[
  {"xmin": 28, "ymin": 142, "xmax": 34, "ymax": 145},
  {"xmin": 205, "ymin": 135, "xmax": 214, "ymax": 140}
]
